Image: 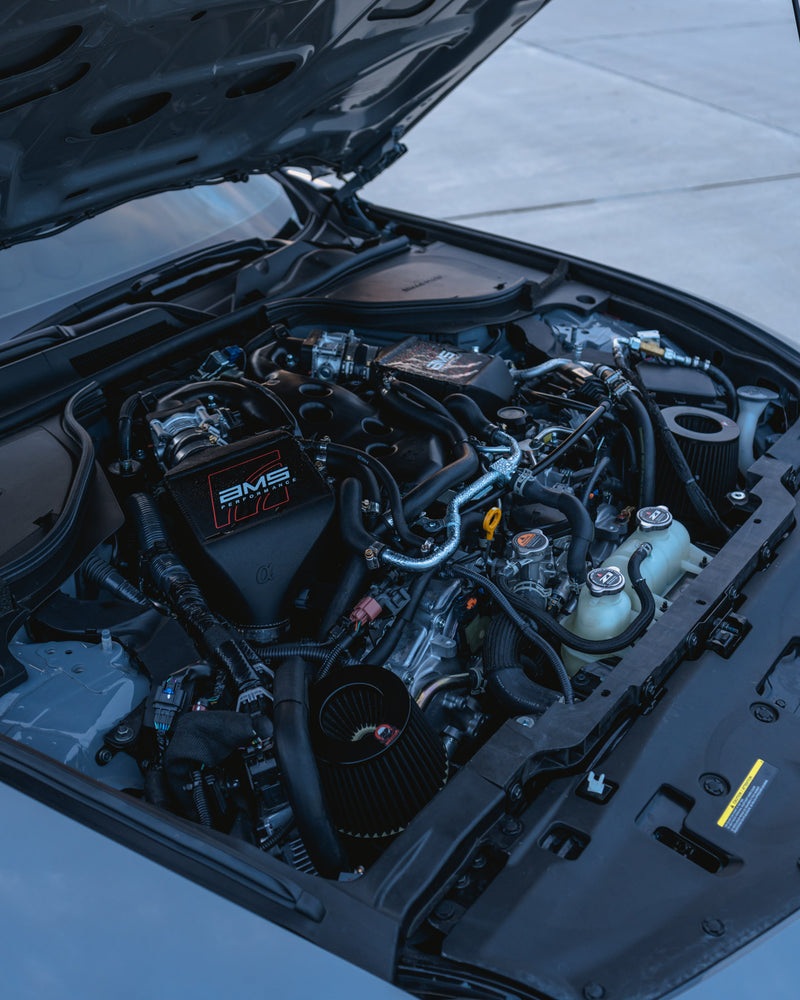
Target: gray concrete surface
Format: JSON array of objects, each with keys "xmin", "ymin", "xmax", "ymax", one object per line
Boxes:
[{"xmin": 365, "ymin": 0, "xmax": 800, "ymax": 346}]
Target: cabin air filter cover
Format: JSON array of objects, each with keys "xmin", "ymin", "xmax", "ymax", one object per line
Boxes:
[{"xmin": 310, "ymin": 666, "xmax": 448, "ymax": 839}]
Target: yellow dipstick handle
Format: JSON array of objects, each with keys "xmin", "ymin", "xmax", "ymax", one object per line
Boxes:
[{"xmin": 482, "ymin": 507, "xmax": 502, "ymax": 541}]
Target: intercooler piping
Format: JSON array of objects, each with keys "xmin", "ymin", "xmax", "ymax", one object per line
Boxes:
[{"xmin": 378, "ymin": 431, "xmax": 522, "ymax": 572}]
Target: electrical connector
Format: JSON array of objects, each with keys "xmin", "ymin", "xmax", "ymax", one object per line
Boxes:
[
  {"xmin": 153, "ymin": 675, "xmax": 187, "ymax": 734},
  {"xmin": 349, "ymin": 595, "xmax": 383, "ymax": 627}
]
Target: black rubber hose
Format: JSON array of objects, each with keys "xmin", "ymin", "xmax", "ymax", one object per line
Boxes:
[
  {"xmin": 515, "ymin": 478, "xmax": 593, "ymax": 583},
  {"xmin": 272, "ymin": 656, "xmax": 348, "ymax": 878},
  {"xmin": 380, "ymin": 383, "xmax": 467, "ymax": 447},
  {"xmin": 482, "ymin": 615, "xmax": 561, "ymax": 716},
  {"xmin": 580, "ymin": 454, "xmax": 612, "ymax": 506},
  {"xmin": 317, "ymin": 554, "xmax": 368, "ymax": 638},
  {"xmin": 326, "ymin": 457, "xmax": 380, "ymax": 525},
  {"xmin": 338, "ymin": 478, "xmax": 378, "ymax": 556},
  {"xmin": 390, "ymin": 378, "xmax": 457, "ymax": 423},
  {"xmin": 500, "ymin": 544, "xmax": 656, "ymax": 654},
  {"xmin": 322, "ymin": 442, "xmax": 419, "ymax": 546},
  {"xmin": 401, "ymin": 441, "xmax": 480, "ymax": 520},
  {"xmin": 620, "ymin": 390, "xmax": 656, "ymax": 508},
  {"xmin": 81, "ymin": 555, "xmax": 150, "ymax": 607},
  {"xmin": 528, "ymin": 400, "xmax": 612, "ymax": 480},
  {"xmin": 118, "ymin": 392, "xmax": 142, "ymax": 465},
  {"xmin": 443, "ymin": 393, "xmax": 499, "ymax": 441},
  {"xmin": 706, "ymin": 363, "xmax": 738, "ymax": 420},
  {"xmin": 368, "ymin": 569, "xmax": 436, "ymax": 667},
  {"xmin": 157, "ymin": 377, "xmax": 301, "ymax": 436},
  {"xmin": 624, "ymin": 366, "xmax": 731, "ymax": 540},
  {"xmin": 450, "ymin": 564, "xmax": 573, "ymax": 704},
  {"xmin": 117, "ymin": 379, "xmax": 186, "ymax": 465}
]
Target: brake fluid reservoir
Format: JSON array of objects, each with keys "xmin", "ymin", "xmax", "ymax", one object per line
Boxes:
[
  {"xmin": 603, "ymin": 505, "xmax": 706, "ymax": 611},
  {"xmin": 561, "ymin": 566, "xmax": 632, "ymax": 675}
]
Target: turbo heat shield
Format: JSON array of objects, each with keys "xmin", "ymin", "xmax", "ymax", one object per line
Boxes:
[{"xmin": 163, "ymin": 431, "xmax": 333, "ymax": 632}]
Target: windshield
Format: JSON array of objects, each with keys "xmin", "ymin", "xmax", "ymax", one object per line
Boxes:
[{"xmin": 0, "ymin": 175, "xmax": 300, "ymax": 342}]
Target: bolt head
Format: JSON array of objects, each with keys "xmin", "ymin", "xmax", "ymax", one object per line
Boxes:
[
  {"xmin": 583, "ymin": 983, "xmax": 606, "ymax": 1000},
  {"xmin": 702, "ymin": 918, "xmax": 725, "ymax": 938},
  {"xmin": 700, "ymin": 773, "xmax": 729, "ymax": 797},
  {"xmin": 434, "ymin": 900, "xmax": 456, "ymax": 921},
  {"xmin": 751, "ymin": 702, "xmax": 779, "ymax": 723}
]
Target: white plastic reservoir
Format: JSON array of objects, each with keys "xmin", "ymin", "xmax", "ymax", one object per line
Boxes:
[
  {"xmin": 561, "ymin": 566, "xmax": 632, "ymax": 675},
  {"xmin": 601, "ymin": 505, "xmax": 706, "ymax": 612}
]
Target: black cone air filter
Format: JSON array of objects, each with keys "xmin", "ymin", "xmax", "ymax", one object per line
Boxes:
[
  {"xmin": 660, "ymin": 405, "xmax": 739, "ymax": 516},
  {"xmin": 310, "ymin": 667, "xmax": 448, "ymax": 839}
]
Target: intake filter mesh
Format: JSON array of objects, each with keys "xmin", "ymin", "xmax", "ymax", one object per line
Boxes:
[
  {"xmin": 660, "ymin": 405, "xmax": 739, "ymax": 515},
  {"xmin": 310, "ymin": 667, "xmax": 448, "ymax": 839}
]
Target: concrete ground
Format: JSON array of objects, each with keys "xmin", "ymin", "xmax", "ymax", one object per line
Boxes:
[{"xmin": 365, "ymin": 0, "xmax": 800, "ymax": 347}]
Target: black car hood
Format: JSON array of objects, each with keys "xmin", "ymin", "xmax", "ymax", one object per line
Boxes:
[{"xmin": 0, "ymin": 0, "xmax": 548, "ymax": 246}]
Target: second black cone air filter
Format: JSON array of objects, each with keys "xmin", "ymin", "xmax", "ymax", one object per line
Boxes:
[
  {"xmin": 660, "ymin": 405, "xmax": 739, "ymax": 515},
  {"xmin": 310, "ymin": 667, "xmax": 448, "ymax": 839}
]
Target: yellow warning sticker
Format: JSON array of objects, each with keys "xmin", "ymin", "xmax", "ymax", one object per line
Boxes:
[{"xmin": 717, "ymin": 758, "xmax": 777, "ymax": 834}]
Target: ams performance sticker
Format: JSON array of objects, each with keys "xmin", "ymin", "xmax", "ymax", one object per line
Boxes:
[{"xmin": 717, "ymin": 758, "xmax": 778, "ymax": 834}]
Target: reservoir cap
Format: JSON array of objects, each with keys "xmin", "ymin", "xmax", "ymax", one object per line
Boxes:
[
  {"xmin": 637, "ymin": 505, "xmax": 673, "ymax": 532},
  {"xmin": 512, "ymin": 529, "xmax": 549, "ymax": 561},
  {"xmin": 587, "ymin": 566, "xmax": 626, "ymax": 596}
]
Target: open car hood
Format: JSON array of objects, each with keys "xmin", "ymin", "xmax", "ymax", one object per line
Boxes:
[{"xmin": 0, "ymin": 0, "xmax": 548, "ymax": 245}]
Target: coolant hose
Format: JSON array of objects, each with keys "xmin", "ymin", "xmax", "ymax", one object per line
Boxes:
[
  {"xmin": 501, "ymin": 544, "xmax": 656, "ymax": 654},
  {"xmin": 443, "ymin": 393, "xmax": 500, "ymax": 441},
  {"xmin": 380, "ymin": 382, "xmax": 466, "ymax": 447},
  {"xmin": 450, "ymin": 564, "xmax": 573, "ymax": 704},
  {"xmin": 402, "ymin": 440, "xmax": 480, "ymax": 520},
  {"xmin": 339, "ymin": 478, "xmax": 378, "ymax": 556},
  {"xmin": 272, "ymin": 657, "xmax": 348, "ymax": 878},
  {"xmin": 322, "ymin": 442, "xmax": 419, "ymax": 546},
  {"xmin": 514, "ymin": 476, "xmax": 593, "ymax": 583},
  {"xmin": 619, "ymin": 390, "xmax": 656, "ymax": 508},
  {"xmin": 482, "ymin": 615, "xmax": 561, "ymax": 716}
]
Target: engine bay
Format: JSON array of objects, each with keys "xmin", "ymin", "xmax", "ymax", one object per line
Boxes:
[
  {"xmin": 1, "ymin": 280, "xmax": 792, "ymax": 876},
  {"xmin": 0, "ymin": 214, "xmax": 798, "ymax": 995}
]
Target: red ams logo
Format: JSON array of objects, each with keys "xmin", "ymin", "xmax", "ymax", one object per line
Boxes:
[{"xmin": 208, "ymin": 449, "xmax": 293, "ymax": 530}]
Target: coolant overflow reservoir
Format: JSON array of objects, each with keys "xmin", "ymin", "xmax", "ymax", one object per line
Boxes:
[
  {"xmin": 561, "ymin": 566, "xmax": 633, "ymax": 676},
  {"xmin": 602, "ymin": 505, "xmax": 706, "ymax": 612}
]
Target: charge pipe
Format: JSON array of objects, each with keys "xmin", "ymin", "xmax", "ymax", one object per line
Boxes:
[
  {"xmin": 378, "ymin": 431, "xmax": 522, "ymax": 572},
  {"xmin": 507, "ymin": 358, "xmax": 580, "ymax": 382}
]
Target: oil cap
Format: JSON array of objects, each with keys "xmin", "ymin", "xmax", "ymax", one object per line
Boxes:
[
  {"xmin": 586, "ymin": 566, "xmax": 626, "ymax": 596},
  {"xmin": 512, "ymin": 529, "xmax": 549, "ymax": 562},
  {"xmin": 636, "ymin": 505, "xmax": 673, "ymax": 532}
]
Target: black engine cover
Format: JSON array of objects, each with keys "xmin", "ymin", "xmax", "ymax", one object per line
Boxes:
[{"xmin": 163, "ymin": 431, "xmax": 334, "ymax": 634}]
